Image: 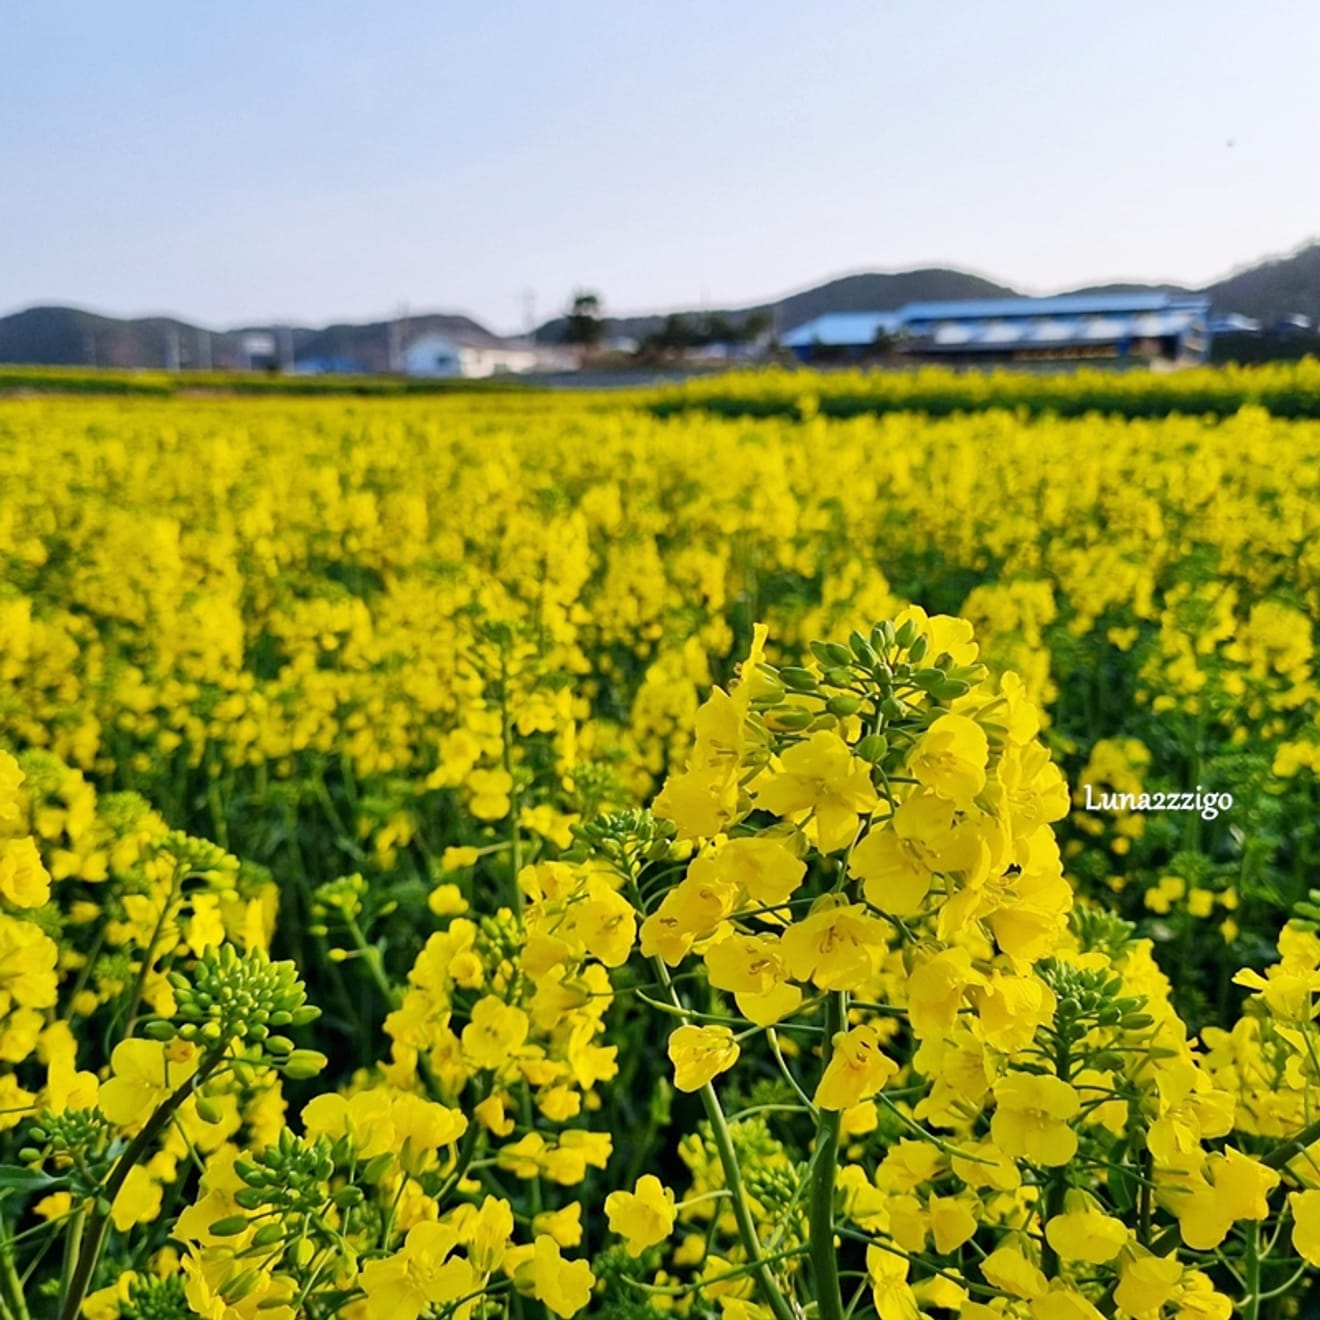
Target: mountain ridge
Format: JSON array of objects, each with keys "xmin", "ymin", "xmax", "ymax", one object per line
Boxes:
[{"xmin": 4, "ymin": 242, "xmax": 1318, "ymax": 367}]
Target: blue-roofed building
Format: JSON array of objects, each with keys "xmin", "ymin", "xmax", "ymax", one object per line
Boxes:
[{"xmin": 782, "ymin": 292, "xmax": 1212, "ymax": 366}]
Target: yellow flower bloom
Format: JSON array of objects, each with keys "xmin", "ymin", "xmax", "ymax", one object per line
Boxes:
[
  {"xmin": 754, "ymin": 730, "xmax": 879, "ymax": 852},
  {"xmin": 814, "ymin": 1025, "xmax": 899, "ymax": 1111},
  {"xmin": 461, "ymin": 996, "xmax": 529, "ymax": 1070},
  {"xmin": 605, "ymin": 1174, "xmax": 677, "ymax": 1255},
  {"xmin": 908, "ymin": 714, "xmax": 988, "ymax": 810},
  {"xmin": 509, "ymin": 1235, "xmax": 595, "ymax": 1318},
  {"xmin": 1045, "ymin": 1207, "xmax": 1128, "ymax": 1262},
  {"xmin": 1290, "ymin": 1189, "xmax": 1320, "ymax": 1266},
  {"xmin": 668, "ymin": 1024, "xmax": 739, "ymax": 1092},
  {"xmin": 990, "ymin": 1072, "xmax": 1080, "ymax": 1166},
  {"xmin": 0, "ymin": 835, "xmax": 51, "ymax": 908},
  {"xmin": 110, "ymin": 1164, "xmax": 162, "ymax": 1231},
  {"xmin": 980, "ymin": 1244, "xmax": 1048, "ymax": 1300},
  {"xmin": 849, "ymin": 792, "xmax": 972, "ymax": 915},
  {"xmin": 359, "ymin": 1222, "xmax": 475, "ymax": 1320},
  {"xmin": 1114, "ymin": 1251, "xmax": 1182, "ymax": 1317},
  {"xmin": 533, "ymin": 1203, "xmax": 584, "ymax": 1249},
  {"xmin": 99, "ymin": 1038, "xmax": 200, "ymax": 1127}
]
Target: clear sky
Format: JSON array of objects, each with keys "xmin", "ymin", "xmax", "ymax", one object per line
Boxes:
[{"xmin": 5, "ymin": 1, "xmax": 1319, "ymax": 333}]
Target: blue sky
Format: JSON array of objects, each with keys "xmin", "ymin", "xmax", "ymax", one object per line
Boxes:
[{"xmin": 5, "ymin": 1, "xmax": 1319, "ymax": 332}]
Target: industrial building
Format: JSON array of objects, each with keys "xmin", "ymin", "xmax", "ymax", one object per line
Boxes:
[{"xmin": 783, "ymin": 292, "xmax": 1212, "ymax": 366}]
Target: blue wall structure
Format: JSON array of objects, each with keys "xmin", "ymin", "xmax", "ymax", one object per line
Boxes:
[{"xmin": 783, "ymin": 293, "xmax": 1212, "ymax": 365}]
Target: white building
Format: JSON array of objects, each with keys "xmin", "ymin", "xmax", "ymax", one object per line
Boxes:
[{"xmin": 403, "ymin": 330, "xmax": 540, "ymax": 378}]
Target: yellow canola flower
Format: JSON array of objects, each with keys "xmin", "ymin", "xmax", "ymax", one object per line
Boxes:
[
  {"xmin": 109, "ymin": 1164, "xmax": 162, "ymax": 1232},
  {"xmin": 0, "ymin": 835, "xmax": 50, "ymax": 907},
  {"xmin": 604, "ymin": 1174, "xmax": 678, "ymax": 1255},
  {"xmin": 815, "ymin": 1025, "xmax": 899, "ymax": 1111},
  {"xmin": 1113, "ymin": 1250, "xmax": 1183, "ymax": 1317},
  {"xmin": 754, "ymin": 729, "xmax": 879, "ymax": 852},
  {"xmin": 461, "ymin": 996, "xmax": 530, "ymax": 1070},
  {"xmin": 702, "ymin": 931, "xmax": 802, "ymax": 1026},
  {"xmin": 1168, "ymin": 1146, "xmax": 1280, "ymax": 1250},
  {"xmin": 865, "ymin": 1244, "xmax": 919, "ymax": 1320},
  {"xmin": 779, "ymin": 898, "xmax": 888, "ymax": 992},
  {"xmin": 990, "ymin": 1072, "xmax": 1080, "ymax": 1166},
  {"xmin": 1289, "ymin": 1189, "xmax": 1320, "ymax": 1265},
  {"xmin": 359, "ymin": 1221, "xmax": 476, "ymax": 1320},
  {"xmin": 1045, "ymin": 1206, "xmax": 1129, "ymax": 1262},
  {"xmin": 906, "ymin": 946, "xmax": 983, "ymax": 1040},
  {"xmin": 703, "ymin": 835, "xmax": 806, "ymax": 908},
  {"xmin": 1030, "ymin": 1284, "xmax": 1107, "ymax": 1320},
  {"xmin": 0, "ymin": 914, "xmax": 59, "ymax": 1014},
  {"xmin": 533, "ymin": 1203, "xmax": 584, "ymax": 1249},
  {"xmin": 506, "ymin": 1234, "xmax": 595, "ymax": 1318},
  {"xmin": 980, "ymin": 1244, "xmax": 1048, "ymax": 1299},
  {"xmin": 668, "ymin": 1024, "xmax": 739, "ymax": 1092},
  {"xmin": 99, "ymin": 1038, "xmax": 200, "ymax": 1127},
  {"xmin": 852, "ymin": 792, "xmax": 979, "ymax": 916},
  {"xmin": 908, "ymin": 714, "xmax": 989, "ymax": 810}
]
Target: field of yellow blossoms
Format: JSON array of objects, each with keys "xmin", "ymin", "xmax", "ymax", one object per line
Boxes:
[{"xmin": 0, "ymin": 378, "xmax": 1318, "ymax": 1320}]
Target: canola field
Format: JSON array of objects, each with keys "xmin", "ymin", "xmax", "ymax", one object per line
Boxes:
[{"xmin": 0, "ymin": 385, "xmax": 1318, "ymax": 1320}]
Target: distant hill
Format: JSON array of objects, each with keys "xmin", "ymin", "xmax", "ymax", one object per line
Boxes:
[
  {"xmin": 1203, "ymin": 243, "xmax": 1320, "ymax": 323},
  {"xmin": 534, "ymin": 269, "xmax": 1016, "ymax": 343},
  {"xmin": 4, "ymin": 242, "xmax": 1319, "ymax": 367}
]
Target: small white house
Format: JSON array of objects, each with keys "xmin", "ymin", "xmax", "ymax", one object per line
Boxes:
[{"xmin": 403, "ymin": 331, "xmax": 540, "ymax": 379}]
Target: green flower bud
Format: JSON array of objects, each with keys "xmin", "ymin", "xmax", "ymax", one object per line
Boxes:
[
  {"xmin": 362, "ymin": 1152, "xmax": 395, "ymax": 1183},
  {"xmin": 894, "ymin": 620, "xmax": 918, "ymax": 648},
  {"xmin": 265, "ymin": 1036, "xmax": 294, "ymax": 1056},
  {"xmin": 208, "ymin": 1215, "xmax": 250, "ymax": 1237},
  {"xmin": 195, "ymin": 1095, "xmax": 226, "ymax": 1125},
  {"xmin": 222, "ymin": 1270, "xmax": 261, "ymax": 1304},
  {"xmin": 826, "ymin": 694, "xmax": 862, "ymax": 717},
  {"xmin": 281, "ymin": 1050, "xmax": 328, "ymax": 1080},
  {"xmin": 778, "ymin": 667, "xmax": 819, "ymax": 692},
  {"xmin": 142, "ymin": 1020, "xmax": 176, "ymax": 1041},
  {"xmin": 766, "ymin": 707, "xmax": 813, "ymax": 731},
  {"xmin": 908, "ymin": 635, "xmax": 929, "ymax": 663},
  {"xmin": 855, "ymin": 734, "xmax": 889, "ymax": 763},
  {"xmin": 931, "ymin": 679, "xmax": 971, "ymax": 701},
  {"xmin": 848, "ymin": 631, "xmax": 876, "ymax": 665},
  {"xmin": 251, "ymin": 1222, "xmax": 285, "ymax": 1248}
]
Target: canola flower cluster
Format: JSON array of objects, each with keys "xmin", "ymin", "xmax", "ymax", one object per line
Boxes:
[{"xmin": 0, "ymin": 388, "xmax": 1317, "ymax": 1319}]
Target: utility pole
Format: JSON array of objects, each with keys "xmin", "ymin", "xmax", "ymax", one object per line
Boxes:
[
  {"xmin": 280, "ymin": 325, "xmax": 295, "ymax": 373},
  {"xmin": 197, "ymin": 328, "xmax": 212, "ymax": 371}
]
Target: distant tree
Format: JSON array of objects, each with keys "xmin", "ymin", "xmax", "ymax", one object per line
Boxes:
[
  {"xmin": 705, "ymin": 313, "xmax": 736, "ymax": 345},
  {"xmin": 741, "ymin": 311, "xmax": 773, "ymax": 343},
  {"xmin": 565, "ymin": 290, "xmax": 604, "ymax": 347}
]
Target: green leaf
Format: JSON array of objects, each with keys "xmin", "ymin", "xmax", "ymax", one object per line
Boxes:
[{"xmin": 0, "ymin": 1165, "xmax": 63, "ymax": 1194}]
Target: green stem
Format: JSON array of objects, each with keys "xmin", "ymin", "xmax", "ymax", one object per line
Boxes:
[
  {"xmin": 122, "ymin": 860, "xmax": 184, "ymax": 1039},
  {"xmin": 809, "ymin": 991, "xmax": 846, "ymax": 1320},
  {"xmin": 1261, "ymin": 1115, "xmax": 1320, "ymax": 1170},
  {"xmin": 1243, "ymin": 1220, "xmax": 1261, "ymax": 1320},
  {"xmin": 1040, "ymin": 1029, "xmax": 1073, "ymax": 1279},
  {"xmin": 651, "ymin": 957, "xmax": 797, "ymax": 1320},
  {"xmin": 58, "ymin": 1044, "xmax": 225, "ymax": 1320},
  {"xmin": 0, "ymin": 1219, "xmax": 30, "ymax": 1320}
]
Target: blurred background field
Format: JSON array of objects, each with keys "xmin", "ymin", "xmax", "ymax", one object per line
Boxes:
[{"xmin": 2, "ymin": 376, "xmax": 1316, "ymax": 1052}]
